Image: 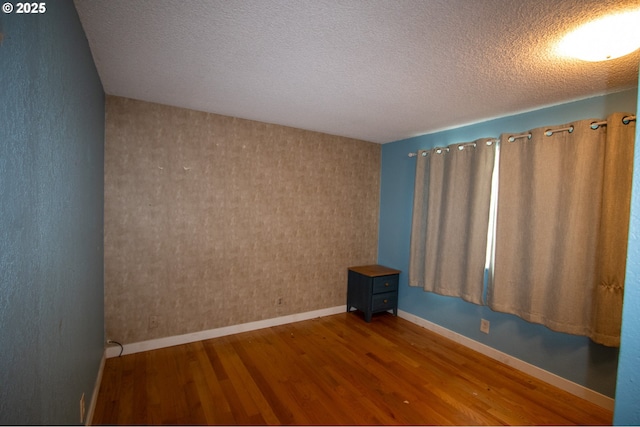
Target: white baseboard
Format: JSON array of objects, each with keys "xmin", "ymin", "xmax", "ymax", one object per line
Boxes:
[
  {"xmin": 86, "ymin": 351, "xmax": 106, "ymax": 426},
  {"xmin": 397, "ymin": 310, "xmax": 615, "ymax": 411},
  {"xmin": 105, "ymin": 305, "xmax": 346, "ymax": 358},
  {"xmin": 102, "ymin": 306, "xmax": 614, "ymax": 411}
]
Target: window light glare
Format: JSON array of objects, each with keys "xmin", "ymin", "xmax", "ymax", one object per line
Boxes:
[{"xmin": 557, "ymin": 10, "xmax": 640, "ymax": 62}]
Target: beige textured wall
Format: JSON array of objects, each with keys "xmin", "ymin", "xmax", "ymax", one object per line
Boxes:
[{"xmin": 104, "ymin": 96, "xmax": 381, "ymax": 343}]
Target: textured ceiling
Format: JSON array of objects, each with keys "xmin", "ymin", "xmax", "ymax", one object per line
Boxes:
[{"xmin": 74, "ymin": 0, "xmax": 640, "ymax": 143}]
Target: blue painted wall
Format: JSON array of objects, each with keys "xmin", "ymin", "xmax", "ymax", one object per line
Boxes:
[
  {"xmin": 379, "ymin": 89, "xmax": 637, "ymax": 398},
  {"xmin": 0, "ymin": 1, "xmax": 105, "ymax": 424},
  {"xmin": 614, "ymin": 71, "xmax": 640, "ymax": 424}
]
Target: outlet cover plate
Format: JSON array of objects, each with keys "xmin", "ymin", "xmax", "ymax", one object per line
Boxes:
[{"xmin": 480, "ymin": 319, "xmax": 490, "ymax": 334}]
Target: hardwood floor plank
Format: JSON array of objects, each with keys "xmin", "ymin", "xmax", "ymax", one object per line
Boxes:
[
  {"xmin": 228, "ymin": 338, "xmax": 295, "ymax": 425},
  {"xmin": 295, "ymin": 329, "xmax": 412, "ymax": 423},
  {"xmin": 195, "ymin": 341, "xmax": 237, "ymax": 425},
  {"xmin": 267, "ymin": 331, "xmax": 357, "ymax": 424},
  {"xmin": 240, "ymin": 332, "xmax": 316, "ymax": 425},
  {"xmin": 217, "ymin": 337, "xmax": 275, "ymax": 422},
  {"xmin": 92, "ymin": 357, "xmax": 121, "ymax": 423},
  {"xmin": 92, "ymin": 313, "xmax": 613, "ymax": 425},
  {"xmin": 114, "ymin": 355, "xmax": 135, "ymax": 425},
  {"xmin": 280, "ymin": 331, "xmax": 389, "ymax": 424},
  {"xmin": 152, "ymin": 348, "xmax": 179, "ymax": 424},
  {"xmin": 130, "ymin": 352, "xmax": 149, "ymax": 424},
  {"xmin": 144, "ymin": 349, "xmax": 166, "ymax": 425},
  {"xmin": 280, "ymin": 325, "xmax": 382, "ymax": 424},
  {"xmin": 174, "ymin": 344, "xmax": 207, "ymax": 424},
  {"xmin": 320, "ymin": 317, "xmax": 483, "ymax": 424},
  {"xmin": 373, "ymin": 314, "xmax": 611, "ymax": 425},
  {"xmin": 314, "ymin": 317, "xmax": 486, "ymax": 425},
  {"xmin": 185, "ymin": 343, "xmax": 221, "ymax": 424}
]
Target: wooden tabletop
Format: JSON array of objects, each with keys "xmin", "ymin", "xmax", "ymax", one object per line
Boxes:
[{"xmin": 348, "ymin": 264, "xmax": 400, "ymax": 277}]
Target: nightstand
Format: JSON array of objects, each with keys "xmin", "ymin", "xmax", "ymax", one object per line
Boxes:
[{"xmin": 347, "ymin": 264, "xmax": 400, "ymax": 322}]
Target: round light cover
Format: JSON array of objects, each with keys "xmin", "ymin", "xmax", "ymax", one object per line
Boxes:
[{"xmin": 557, "ymin": 10, "xmax": 640, "ymax": 62}]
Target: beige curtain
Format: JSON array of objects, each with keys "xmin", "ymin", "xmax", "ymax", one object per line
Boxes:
[
  {"xmin": 409, "ymin": 139, "xmax": 496, "ymax": 304},
  {"xmin": 488, "ymin": 113, "xmax": 635, "ymax": 346},
  {"xmin": 591, "ymin": 113, "xmax": 636, "ymax": 345}
]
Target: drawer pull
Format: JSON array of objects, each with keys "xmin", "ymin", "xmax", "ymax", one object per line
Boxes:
[
  {"xmin": 383, "ymin": 299, "xmax": 388, "ymax": 304},
  {"xmin": 385, "ymin": 282, "xmax": 390, "ymax": 287}
]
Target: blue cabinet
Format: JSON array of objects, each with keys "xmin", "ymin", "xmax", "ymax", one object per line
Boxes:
[{"xmin": 347, "ymin": 265, "xmax": 400, "ymax": 322}]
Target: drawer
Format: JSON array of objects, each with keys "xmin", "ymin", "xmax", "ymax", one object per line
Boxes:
[
  {"xmin": 372, "ymin": 275, "xmax": 398, "ymax": 294},
  {"xmin": 371, "ymin": 292, "xmax": 397, "ymax": 312}
]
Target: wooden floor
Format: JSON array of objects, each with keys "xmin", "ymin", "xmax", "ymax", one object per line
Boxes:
[{"xmin": 92, "ymin": 312, "xmax": 612, "ymax": 425}]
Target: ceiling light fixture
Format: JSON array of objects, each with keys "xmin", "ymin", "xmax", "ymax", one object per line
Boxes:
[{"xmin": 556, "ymin": 10, "xmax": 640, "ymax": 62}]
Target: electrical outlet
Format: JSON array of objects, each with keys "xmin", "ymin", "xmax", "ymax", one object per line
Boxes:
[
  {"xmin": 80, "ymin": 393, "xmax": 85, "ymax": 424},
  {"xmin": 480, "ymin": 319, "xmax": 490, "ymax": 334},
  {"xmin": 148, "ymin": 315, "xmax": 159, "ymax": 330}
]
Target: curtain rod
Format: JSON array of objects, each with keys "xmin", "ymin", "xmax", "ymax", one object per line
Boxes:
[
  {"xmin": 591, "ymin": 114, "xmax": 636, "ymax": 129},
  {"xmin": 407, "ymin": 140, "xmax": 496, "ymax": 157},
  {"xmin": 408, "ymin": 115, "xmax": 637, "ymax": 156}
]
